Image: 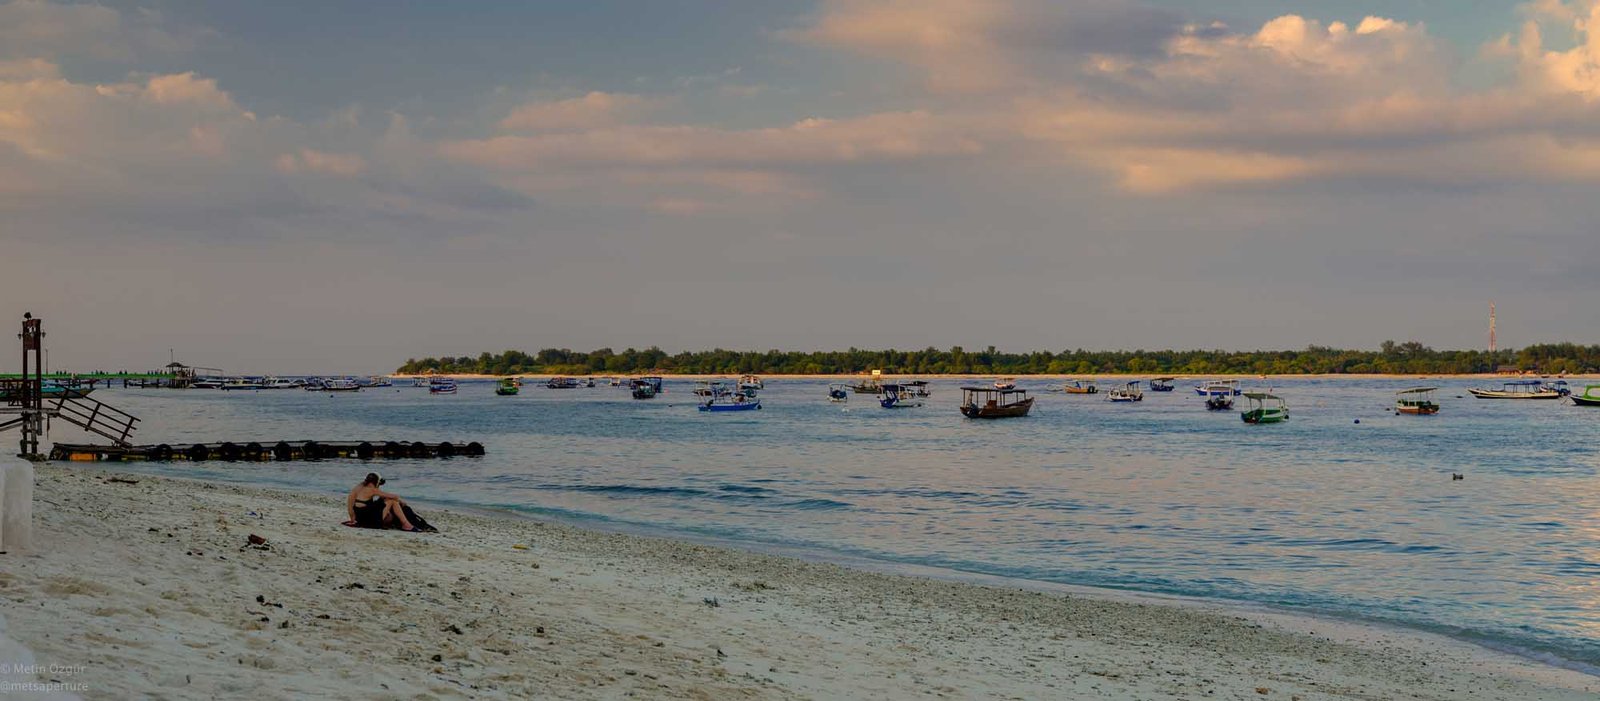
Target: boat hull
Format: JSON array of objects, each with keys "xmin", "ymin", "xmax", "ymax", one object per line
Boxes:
[
  {"xmin": 1467, "ymin": 389, "xmax": 1562, "ymax": 399},
  {"xmin": 960, "ymin": 397, "xmax": 1034, "ymax": 418},
  {"xmin": 1205, "ymin": 398, "xmax": 1234, "ymax": 411},
  {"xmin": 1062, "ymin": 387, "xmax": 1097, "ymax": 395},
  {"xmin": 1241, "ymin": 408, "xmax": 1287, "ymax": 424},
  {"xmin": 699, "ymin": 401, "xmax": 760, "ymax": 412},
  {"xmin": 1570, "ymin": 395, "xmax": 1600, "ymax": 406},
  {"xmin": 1396, "ymin": 403, "xmax": 1439, "ymax": 415}
]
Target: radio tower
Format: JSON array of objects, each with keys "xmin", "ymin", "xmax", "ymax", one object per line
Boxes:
[{"xmin": 1489, "ymin": 301, "xmax": 1497, "ymax": 353}]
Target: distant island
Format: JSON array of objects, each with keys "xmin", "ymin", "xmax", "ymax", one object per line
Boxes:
[{"xmin": 396, "ymin": 342, "xmax": 1600, "ymax": 376}]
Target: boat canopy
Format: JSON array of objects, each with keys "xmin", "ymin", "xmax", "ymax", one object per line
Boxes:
[
  {"xmin": 960, "ymin": 386, "xmax": 1029, "ymax": 396},
  {"xmin": 1396, "ymin": 387, "xmax": 1438, "ymax": 394},
  {"xmin": 1242, "ymin": 392, "xmax": 1280, "ymax": 400},
  {"xmin": 1503, "ymin": 380, "xmax": 1545, "ymax": 386},
  {"xmin": 1152, "ymin": 377, "xmax": 1175, "ymax": 382}
]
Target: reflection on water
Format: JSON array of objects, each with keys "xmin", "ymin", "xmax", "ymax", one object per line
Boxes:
[{"xmin": 77, "ymin": 378, "xmax": 1600, "ymax": 667}]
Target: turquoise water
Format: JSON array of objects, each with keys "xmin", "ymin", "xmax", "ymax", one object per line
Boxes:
[{"xmin": 78, "ymin": 379, "xmax": 1600, "ymax": 670}]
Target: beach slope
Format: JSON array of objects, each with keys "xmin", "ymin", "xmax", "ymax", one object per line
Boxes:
[{"xmin": 3, "ymin": 466, "xmax": 1594, "ymax": 699}]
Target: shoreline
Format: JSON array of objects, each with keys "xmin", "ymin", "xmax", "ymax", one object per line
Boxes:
[
  {"xmin": 4, "ymin": 465, "xmax": 1595, "ymax": 699},
  {"xmin": 389, "ymin": 372, "xmax": 1594, "ymax": 381}
]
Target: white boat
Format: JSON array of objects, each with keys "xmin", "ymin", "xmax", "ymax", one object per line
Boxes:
[
  {"xmin": 428, "ymin": 378, "xmax": 458, "ymax": 395},
  {"xmin": 260, "ymin": 377, "xmax": 305, "ymax": 389},
  {"xmin": 191, "ymin": 378, "xmax": 224, "ymax": 390},
  {"xmin": 739, "ymin": 375, "xmax": 764, "ymax": 391},
  {"xmin": 693, "ymin": 380, "xmax": 731, "ymax": 398},
  {"xmin": 1107, "ymin": 381, "xmax": 1143, "ymax": 402},
  {"xmin": 879, "ymin": 383, "xmax": 925, "ymax": 408},
  {"xmin": 1195, "ymin": 379, "xmax": 1242, "ymax": 396},
  {"xmin": 321, "ymin": 378, "xmax": 362, "ymax": 392},
  {"xmin": 219, "ymin": 378, "xmax": 263, "ymax": 391},
  {"xmin": 1468, "ymin": 380, "xmax": 1563, "ymax": 399}
]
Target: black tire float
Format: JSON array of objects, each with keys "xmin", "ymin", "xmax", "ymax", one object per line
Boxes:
[
  {"xmin": 436, "ymin": 441, "xmax": 456, "ymax": 458},
  {"xmin": 409, "ymin": 441, "xmax": 430, "ymax": 458},
  {"xmin": 384, "ymin": 441, "xmax": 403, "ymax": 458},
  {"xmin": 218, "ymin": 442, "xmax": 241, "ymax": 461},
  {"xmin": 356, "ymin": 442, "xmax": 375, "ymax": 460},
  {"xmin": 244, "ymin": 442, "xmax": 264, "ymax": 460},
  {"xmin": 150, "ymin": 444, "xmax": 173, "ymax": 461},
  {"xmin": 301, "ymin": 441, "xmax": 322, "ymax": 460},
  {"xmin": 465, "ymin": 441, "xmax": 485, "ymax": 456},
  {"xmin": 272, "ymin": 441, "xmax": 293, "ymax": 461},
  {"xmin": 187, "ymin": 444, "xmax": 209, "ymax": 461}
]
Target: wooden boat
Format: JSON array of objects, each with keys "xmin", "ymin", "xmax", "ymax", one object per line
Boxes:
[
  {"xmin": 850, "ymin": 371, "xmax": 883, "ymax": 394},
  {"xmin": 1570, "ymin": 385, "xmax": 1600, "ymax": 406},
  {"xmin": 901, "ymin": 380, "xmax": 931, "ymax": 397},
  {"xmin": 428, "ymin": 378, "xmax": 458, "ymax": 395},
  {"xmin": 545, "ymin": 376, "xmax": 580, "ymax": 389},
  {"xmin": 879, "ymin": 384, "xmax": 925, "ymax": 409},
  {"xmin": 321, "ymin": 378, "xmax": 362, "ymax": 392},
  {"xmin": 1061, "ymin": 379, "xmax": 1097, "ymax": 395},
  {"xmin": 699, "ymin": 392, "xmax": 760, "ymax": 412},
  {"xmin": 363, "ymin": 376, "xmax": 394, "ymax": 388},
  {"xmin": 631, "ymin": 376, "xmax": 663, "ymax": 399},
  {"xmin": 827, "ymin": 383, "xmax": 849, "ymax": 402},
  {"xmin": 1149, "ymin": 377, "xmax": 1176, "ymax": 392},
  {"xmin": 960, "ymin": 387, "xmax": 1034, "ymax": 418},
  {"xmin": 1395, "ymin": 387, "xmax": 1439, "ymax": 415},
  {"xmin": 993, "ymin": 377, "xmax": 1016, "ymax": 390},
  {"xmin": 1467, "ymin": 380, "xmax": 1563, "ymax": 399},
  {"xmin": 1107, "ymin": 381, "xmax": 1143, "ymax": 402},
  {"xmin": 1241, "ymin": 392, "xmax": 1288, "ymax": 424},
  {"xmin": 738, "ymin": 375, "xmax": 764, "ymax": 391},
  {"xmin": 1541, "ymin": 380, "xmax": 1571, "ymax": 397},
  {"xmin": 1205, "ymin": 394, "xmax": 1234, "ymax": 411},
  {"xmin": 495, "ymin": 378, "xmax": 519, "ymax": 396},
  {"xmin": 1196, "ymin": 380, "xmax": 1242, "ymax": 396}
]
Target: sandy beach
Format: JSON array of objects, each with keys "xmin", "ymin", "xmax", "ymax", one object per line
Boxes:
[{"xmin": 3, "ymin": 464, "xmax": 1595, "ymax": 700}]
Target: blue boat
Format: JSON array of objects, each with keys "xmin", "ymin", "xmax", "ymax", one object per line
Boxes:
[
  {"xmin": 827, "ymin": 383, "xmax": 849, "ymax": 402},
  {"xmin": 699, "ymin": 392, "xmax": 760, "ymax": 412},
  {"xmin": 879, "ymin": 383, "xmax": 925, "ymax": 409}
]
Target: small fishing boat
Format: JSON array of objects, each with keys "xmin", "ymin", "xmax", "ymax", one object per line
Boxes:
[
  {"xmin": 428, "ymin": 378, "xmax": 458, "ymax": 395},
  {"xmin": 631, "ymin": 376, "xmax": 663, "ymax": 399},
  {"xmin": 362, "ymin": 376, "xmax": 393, "ymax": 388},
  {"xmin": 260, "ymin": 377, "xmax": 305, "ymax": 390},
  {"xmin": 1107, "ymin": 381, "xmax": 1143, "ymax": 402},
  {"xmin": 879, "ymin": 383, "xmax": 925, "ymax": 409},
  {"xmin": 1241, "ymin": 392, "xmax": 1288, "ymax": 424},
  {"xmin": 959, "ymin": 387, "xmax": 1034, "ymax": 418},
  {"xmin": 1205, "ymin": 393, "xmax": 1234, "ymax": 411},
  {"xmin": 827, "ymin": 383, "xmax": 849, "ymax": 402},
  {"xmin": 738, "ymin": 375, "xmax": 764, "ymax": 391},
  {"xmin": 1149, "ymin": 377, "xmax": 1176, "ymax": 392},
  {"xmin": 1467, "ymin": 380, "xmax": 1563, "ymax": 399},
  {"xmin": 495, "ymin": 378, "xmax": 520, "ymax": 396},
  {"xmin": 1196, "ymin": 380, "xmax": 1242, "ymax": 396},
  {"xmin": 545, "ymin": 376, "xmax": 580, "ymax": 389},
  {"xmin": 1061, "ymin": 379, "xmax": 1097, "ymax": 395},
  {"xmin": 322, "ymin": 378, "xmax": 362, "ymax": 392},
  {"xmin": 191, "ymin": 378, "xmax": 225, "ymax": 389},
  {"xmin": 1570, "ymin": 385, "xmax": 1600, "ymax": 406},
  {"xmin": 1541, "ymin": 380, "xmax": 1572, "ymax": 397},
  {"xmin": 901, "ymin": 380, "xmax": 931, "ymax": 397},
  {"xmin": 699, "ymin": 392, "xmax": 760, "ymax": 412},
  {"xmin": 584, "ymin": 377, "xmax": 596, "ymax": 388},
  {"xmin": 850, "ymin": 371, "xmax": 883, "ymax": 394},
  {"xmin": 1395, "ymin": 387, "xmax": 1439, "ymax": 415},
  {"xmin": 219, "ymin": 378, "xmax": 263, "ymax": 391},
  {"xmin": 411, "ymin": 376, "xmax": 431, "ymax": 388},
  {"xmin": 609, "ymin": 377, "xmax": 622, "ymax": 387},
  {"xmin": 993, "ymin": 377, "xmax": 1017, "ymax": 390}
]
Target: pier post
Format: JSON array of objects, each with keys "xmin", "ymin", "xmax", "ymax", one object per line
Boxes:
[{"xmin": 0, "ymin": 456, "xmax": 32, "ymax": 553}]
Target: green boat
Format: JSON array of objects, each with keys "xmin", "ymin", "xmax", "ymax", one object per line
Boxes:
[
  {"xmin": 1571, "ymin": 385, "xmax": 1600, "ymax": 406},
  {"xmin": 1241, "ymin": 392, "xmax": 1288, "ymax": 424},
  {"xmin": 495, "ymin": 378, "xmax": 520, "ymax": 396}
]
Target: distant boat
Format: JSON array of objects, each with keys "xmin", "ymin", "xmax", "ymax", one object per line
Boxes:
[
  {"xmin": 879, "ymin": 383, "xmax": 924, "ymax": 409},
  {"xmin": 1149, "ymin": 377, "xmax": 1176, "ymax": 392},
  {"xmin": 321, "ymin": 378, "xmax": 361, "ymax": 392},
  {"xmin": 428, "ymin": 378, "xmax": 458, "ymax": 395},
  {"xmin": 959, "ymin": 387, "xmax": 1033, "ymax": 418},
  {"xmin": 1205, "ymin": 393, "xmax": 1234, "ymax": 411},
  {"xmin": 1241, "ymin": 392, "xmax": 1288, "ymax": 424},
  {"xmin": 219, "ymin": 378, "xmax": 263, "ymax": 391},
  {"xmin": 609, "ymin": 376, "xmax": 623, "ymax": 387},
  {"xmin": 1541, "ymin": 380, "xmax": 1572, "ymax": 397},
  {"xmin": 1570, "ymin": 385, "xmax": 1600, "ymax": 406},
  {"xmin": 495, "ymin": 378, "xmax": 519, "ymax": 396},
  {"xmin": 1196, "ymin": 380, "xmax": 1242, "ymax": 396},
  {"xmin": 993, "ymin": 377, "xmax": 1016, "ymax": 390},
  {"xmin": 411, "ymin": 376, "xmax": 431, "ymax": 387},
  {"xmin": 583, "ymin": 377, "xmax": 596, "ymax": 388},
  {"xmin": 1061, "ymin": 379, "xmax": 1097, "ymax": 395},
  {"xmin": 738, "ymin": 375, "xmax": 764, "ymax": 391},
  {"xmin": 1468, "ymin": 380, "xmax": 1562, "ymax": 399},
  {"xmin": 631, "ymin": 376, "xmax": 662, "ymax": 400},
  {"xmin": 827, "ymin": 383, "xmax": 849, "ymax": 402},
  {"xmin": 191, "ymin": 378, "xmax": 225, "ymax": 390},
  {"xmin": 546, "ymin": 376, "xmax": 580, "ymax": 389},
  {"xmin": 849, "ymin": 376, "xmax": 882, "ymax": 394},
  {"xmin": 699, "ymin": 391, "xmax": 760, "ymax": 412},
  {"xmin": 693, "ymin": 380, "xmax": 731, "ymax": 398},
  {"xmin": 361, "ymin": 376, "xmax": 393, "ymax": 388},
  {"xmin": 1107, "ymin": 381, "xmax": 1143, "ymax": 402},
  {"xmin": 1395, "ymin": 387, "xmax": 1439, "ymax": 415},
  {"xmin": 260, "ymin": 377, "xmax": 305, "ymax": 389}
]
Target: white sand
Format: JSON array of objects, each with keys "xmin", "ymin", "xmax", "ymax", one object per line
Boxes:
[{"xmin": 2, "ymin": 465, "xmax": 1595, "ymax": 700}]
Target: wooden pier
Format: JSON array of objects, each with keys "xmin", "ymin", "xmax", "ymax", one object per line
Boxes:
[{"xmin": 49, "ymin": 440, "xmax": 486, "ymax": 462}]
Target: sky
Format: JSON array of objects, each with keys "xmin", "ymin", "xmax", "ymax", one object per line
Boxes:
[{"xmin": 3, "ymin": 0, "xmax": 1600, "ymax": 373}]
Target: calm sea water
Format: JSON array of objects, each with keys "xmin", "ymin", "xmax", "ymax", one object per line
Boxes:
[{"xmin": 67, "ymin": 378, "xmax": 1600, "ymax": 670}]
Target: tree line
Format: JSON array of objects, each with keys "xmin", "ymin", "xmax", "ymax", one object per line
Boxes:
[{"xmin": 395, "ymin": 342, "xmax": 1600, "ymax": 376}]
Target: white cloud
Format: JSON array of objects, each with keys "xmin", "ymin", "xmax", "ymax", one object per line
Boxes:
[{"xmin": 498, "ymin": 91, "xmax": 656, "ymax": 131}]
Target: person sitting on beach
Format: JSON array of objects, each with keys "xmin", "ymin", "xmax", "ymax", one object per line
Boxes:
[{"xmin": 344, "ymin": 473, "xmax": 419, "ymax": 531}]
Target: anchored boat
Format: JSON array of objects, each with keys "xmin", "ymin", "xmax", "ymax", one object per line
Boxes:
[
  {"xmin": 738, "ymin": 375, "xmax": 764, "ymax": 391},
  {"xmin": 1395, "ymin": 387, "xmax": 1439, "ymax": 415},
  {"xmin": 1571, "ymin": 385, "xmax": 1600, "ymax": 406},
  {"xmin": 879, "ymin": 383, "xmax": 925, "ymax": 409},
  {"xmin": 1241, "ymin": 392, "xmax": 1288, "ymax": 424},
  {"xmin": 699, "ymin": 392, "xmax": 760, "ymax": 412},
  {"xmin": 1196, "ymin": 380, "xmax": 1243, "ymax": 396},
  {"xmin": 959, "ymin": 387, "xmax": 1034, "ymax": 418},
  {"xmin": 1149, "ymin": 377, "xmax": 1176, "ymax": 392},
  {"xmin": 1467, "ymin": 380, "xmax": 1563, "ymax": 399},
  {"xmin": 495, "ymin": 378, "xmax": 519, "ymax": 396},
  {"xmin": 631, "ymin": 376, "xmax": 663, "ymax": 399},
  {"xmin": 827, "ymin": 383, "xmax": 849, "ymax": 402},
  {"xmin": 428, "ymin": 378, "xmax": 458, "ymax": 394},
  {"xmin": 1107, "ymin": 381, "xmax": 1143, "ymax": 402},
  {"xmin": 1061, "ymin": 379, "xmax": 1097, "ymax": 395}
]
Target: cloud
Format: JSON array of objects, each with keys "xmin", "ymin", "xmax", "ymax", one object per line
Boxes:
[
  {"xmin": 275, "ymin": 148, "xmax": 366, "ymax": 176},
  {"xmin": 498, "ymin": 91, "xmax": 657, "ymax": 131},
  {"xmin": 0, "ymin": 0, "xmax": 196, "ymax": 61}
]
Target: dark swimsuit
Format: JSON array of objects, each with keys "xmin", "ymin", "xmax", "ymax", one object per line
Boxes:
[{"xmin": 352, "ymin": 494, "xmax": 386, "ymax": 528}]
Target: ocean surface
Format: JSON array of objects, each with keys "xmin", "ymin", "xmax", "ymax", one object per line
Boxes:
[{"xmin": 63, "ymin": 378, "xmax": 1600, "ymax": 670}]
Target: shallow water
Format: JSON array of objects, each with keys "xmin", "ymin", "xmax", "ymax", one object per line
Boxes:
[{"xmin": 70, "ymin": 378, "xmax": 1600, "ymax": 668}]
